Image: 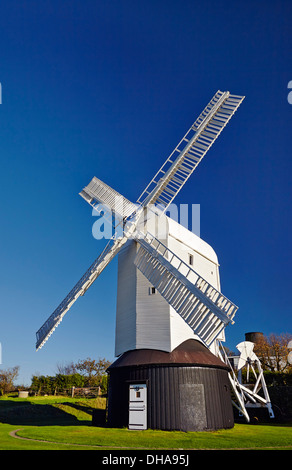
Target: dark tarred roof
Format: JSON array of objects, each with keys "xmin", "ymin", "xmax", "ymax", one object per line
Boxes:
[{"xmin": 108, "ymin": 339, "xmax": 228, "ymax": 370}]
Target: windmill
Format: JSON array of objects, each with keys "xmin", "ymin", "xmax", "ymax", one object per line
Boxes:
[{"xmin": 36, "ymin": 90, "xmax": 254, "ymax": 430}]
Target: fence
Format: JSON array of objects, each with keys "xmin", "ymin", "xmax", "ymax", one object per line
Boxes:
[
  {"xmin": 31, "ymin": 386, "xmax": 102, "ymax": 397},
  {"xmin": 71, "ymin": 386, "xmax": 102, "ymax": 398}
]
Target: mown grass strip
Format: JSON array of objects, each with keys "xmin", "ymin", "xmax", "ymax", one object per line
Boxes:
[{"xmin": 1, "ymin": 395, "xmax": 291, "ymax": 450}]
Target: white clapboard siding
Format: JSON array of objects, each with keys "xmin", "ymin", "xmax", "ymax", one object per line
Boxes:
[
  {"xmin": 115, "ymin": 241, "xmax": 138, "ymax": 355},
  {"xmin": 115, "ymin": 240, "xmax": 173, "ymax": 355}
]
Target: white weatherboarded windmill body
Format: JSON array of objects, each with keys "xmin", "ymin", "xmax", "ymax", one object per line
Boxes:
[{"xmin": 36, "ymin": 90, "xmax": 273, "ymax": 429}]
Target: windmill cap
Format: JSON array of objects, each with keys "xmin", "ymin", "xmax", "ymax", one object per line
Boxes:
[{"xmin": 167, "ymin": 217, "xmax": 219, "ymax": 266}]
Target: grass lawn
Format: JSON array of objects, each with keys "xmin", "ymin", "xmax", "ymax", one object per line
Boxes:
[{"xmin": 0, "ymin": 395, "xmax": 291, "ymax": 450}]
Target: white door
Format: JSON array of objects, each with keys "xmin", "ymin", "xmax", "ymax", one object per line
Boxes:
[{"xmin": 128, "ymin": 384, "xmax": 147, "ymax": 430}]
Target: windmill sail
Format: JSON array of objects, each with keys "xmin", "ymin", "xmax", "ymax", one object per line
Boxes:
[
  {"xmin": 36, "ymin": 234, "xmax": 127, "ymax": 350},
  {"xmin": 80, "ymin": 176, "xmax": 138, "ymax": 225},
  {"xmin": 134, "ymin": 232, "xmax": 238, "ymax": 348},
  {"xmin": 137, "ymin": 91, "xmax": 244, "ymax": 211}
]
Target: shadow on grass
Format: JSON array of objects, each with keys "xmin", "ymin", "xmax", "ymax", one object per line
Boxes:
[
  {"xmin": 60, "ymin": 401, "xmax": 94, "ymax": 415},
  {"xmin": 0, "ymin": 400, "xmax": 90, "ymax": 426}
]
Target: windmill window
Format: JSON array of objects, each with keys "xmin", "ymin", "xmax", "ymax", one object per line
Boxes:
[
  {"xmin": 149, "ymin": 287, "xmax": 156, "ymax": 295},
  {"xmin": 189, "ymin": 254, "xmax": 194, "ymax": 266}
]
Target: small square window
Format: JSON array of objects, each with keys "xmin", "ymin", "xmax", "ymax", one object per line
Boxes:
[{"xmin": 149, "ymin": 287, "xmax": 156, "ymax": 295}]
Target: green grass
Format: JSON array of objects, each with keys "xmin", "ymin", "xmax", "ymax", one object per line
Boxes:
[{"xmin": 0, "ymin": 395, "xmax": 291, "ymax": 450}]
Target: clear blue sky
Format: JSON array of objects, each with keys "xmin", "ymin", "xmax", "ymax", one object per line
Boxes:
[{"xmin": 0, "ymin": 1, "xmax": 291, "ymax": 385}]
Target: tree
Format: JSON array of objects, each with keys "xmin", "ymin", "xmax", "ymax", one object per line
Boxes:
[
  {"xmin": 254, "ymin": 333, "xmax": 292, "ymax": 372},
  {"xmin": 74, "ymin": 357, "xmax": 111, "ymax": 387},
  {"xmin": 31, "ymin": 373, "xmax": 87, "ymax": 394},
  {"xmin": 0, "ymin": 366, "xmax": 19, "ymax": 395},
  {"xmin": 31, "ymin": 374, "xmax": 56, "ymax": 395},
  {"xmin": 220, "ymin": 344, "xmax": 236, "ymax": 357},
  {"xmin": 55, "ymin": 361, "xmax": 77, "ymax": 375}
]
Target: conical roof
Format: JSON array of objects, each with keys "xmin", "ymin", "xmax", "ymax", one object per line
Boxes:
[{"xmin": 108, "ymin": 339, "xmax": 228, "ymax": 370}]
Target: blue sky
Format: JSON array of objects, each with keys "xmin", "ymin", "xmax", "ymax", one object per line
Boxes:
[{"xmin": 0, "ymin": 1, "xmax": 291, "ymax": 385}]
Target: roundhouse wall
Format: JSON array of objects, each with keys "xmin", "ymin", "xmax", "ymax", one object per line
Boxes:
[{"xmin": 107, "ymin": 363, "xmax": 234, "ymax": 431}]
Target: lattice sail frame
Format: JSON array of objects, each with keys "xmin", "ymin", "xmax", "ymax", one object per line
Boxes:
[{"xmin": 137, "ymin": 91, "xmax": 244, "ymax": 211}]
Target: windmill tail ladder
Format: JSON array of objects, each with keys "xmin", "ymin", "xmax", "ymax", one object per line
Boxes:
[{"xmin": 218, "ymin": 343, "xmax": 275, "ymax": 422}]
